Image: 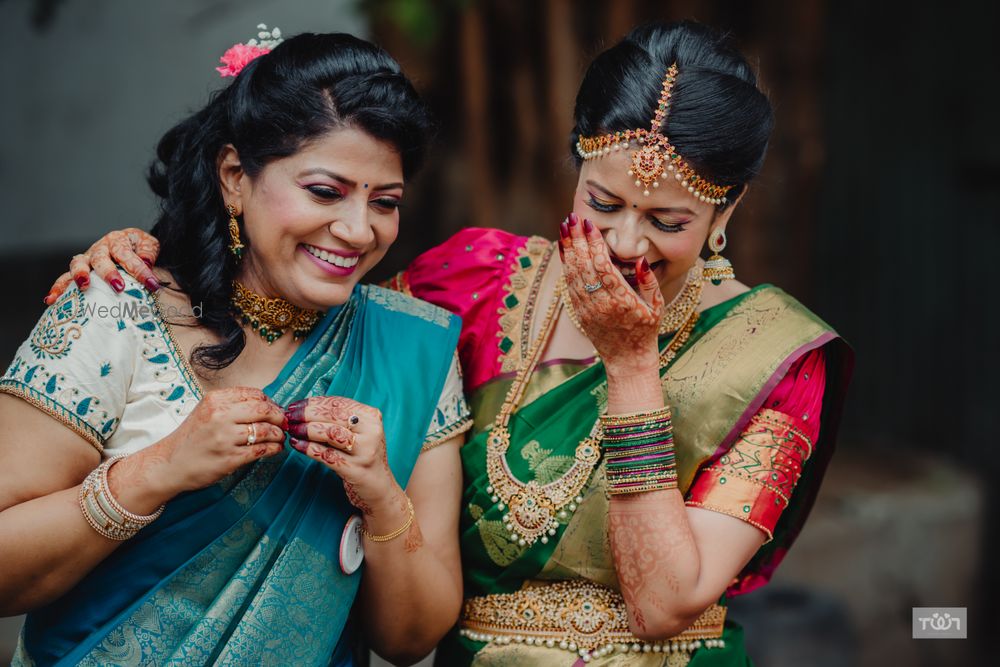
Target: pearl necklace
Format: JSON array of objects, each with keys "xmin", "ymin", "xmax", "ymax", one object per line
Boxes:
[{"xmin": 485, "ymin": 277, "xmax": 700, "ymax": 547}]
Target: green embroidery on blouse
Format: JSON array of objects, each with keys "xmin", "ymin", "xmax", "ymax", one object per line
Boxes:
[{"xmin": 29, "ymin": 288, "xmax": 89, "ymax": 359}]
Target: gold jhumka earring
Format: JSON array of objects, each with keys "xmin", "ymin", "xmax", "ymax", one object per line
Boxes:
[
  {"xmin": 575, "ymin": 63, "xmax": 734, "ymax": 204},
  {"xmin": 227, "ymin": 204, "xmax": 245, "ymax": 259},
  {"xmin": 702, "ymin": 228, "xmax": 735, "ymax": 284},
  {"xmin": 224, "ymin": 205, "xmax": 321, "ymax": 343}
]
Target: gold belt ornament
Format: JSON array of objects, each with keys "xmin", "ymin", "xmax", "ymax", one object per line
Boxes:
[{"xmin": 459, "ymin": 580, "xmax": 726, "ymax": 662}]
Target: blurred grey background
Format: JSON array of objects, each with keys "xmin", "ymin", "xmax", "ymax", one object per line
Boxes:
[{"xmin": 1, "ymin": 0, "xmax": 996, "ymax": 665}]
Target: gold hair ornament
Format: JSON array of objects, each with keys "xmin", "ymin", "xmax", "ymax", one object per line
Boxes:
[{"xmin": 576, "ymin": 63, "xmax": 733, "ymax": 204}]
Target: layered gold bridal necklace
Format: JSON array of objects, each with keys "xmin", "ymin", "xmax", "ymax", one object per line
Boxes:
[{"xmin": 485, "ymin": 268, "xmax": 702, "ymax": 546}]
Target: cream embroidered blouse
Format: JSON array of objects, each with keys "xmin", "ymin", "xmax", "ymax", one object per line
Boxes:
[{"xmin": 0, "ymin": 275, "xmax": 471, "ymax": 459}]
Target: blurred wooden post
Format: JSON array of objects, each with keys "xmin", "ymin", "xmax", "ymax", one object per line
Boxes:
[
  {"xmin": 544, "ymin": 0, "xmax": 579, "ymax": 226},
  {"xmin": 747, "ymin": 0, "xmax": 826, "ymax": 296},
  {"xmin": 605, "ymin": 0, "xmax": 636, "ymax": 45},
  {"xmin": 460, "ymin": 5, "xmax": 495, "ymax": 230}
]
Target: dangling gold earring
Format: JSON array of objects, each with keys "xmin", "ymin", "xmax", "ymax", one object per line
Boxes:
[
  {"xmin": 703, "ymin": 228, "xmax": 735, "ymax": 285},
  {"xmin": 227, "ymin": 204, "xmax": 245, "ymax": 259}
]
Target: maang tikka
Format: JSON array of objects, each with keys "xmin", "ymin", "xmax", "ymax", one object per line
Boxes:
[{"xmin": 575, "ymin": 63, "xmax": 734, "ymax": 205}]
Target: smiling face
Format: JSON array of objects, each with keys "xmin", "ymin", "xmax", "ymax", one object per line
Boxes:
[
  {"xmin": 572, "ymin": 148, "xmax": 739, "ymax": 300},
  {"xmin": 219, "ymin": 125, "xmax": 404, "ymax": 311}
]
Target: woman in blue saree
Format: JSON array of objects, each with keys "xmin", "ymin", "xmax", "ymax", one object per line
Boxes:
[{"xmin": 0, "ymin": 31, "xmax": 469, "ymax": 666}]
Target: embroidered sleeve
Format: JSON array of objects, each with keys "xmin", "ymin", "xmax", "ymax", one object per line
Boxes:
[
  {"xmin": 394, "ymin": 227, "xmax": 547, "ymax": 392},
  {"xmin": 0, "ymin": 278, "xmax": 137, "ymax": 452},
  {"xmin": 422, "ymin": 352, "xmax": 473, "ymax": 452},
  {"xmin": 685, "ymin": 348, "xmax": 827, "ymax": 541}
]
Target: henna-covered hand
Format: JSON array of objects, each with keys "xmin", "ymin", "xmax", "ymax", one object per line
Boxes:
[
  {"xmin": 559, "ymin": 212, "xmax": 665, "ymax": 372},
  {"xmin": 45, "ymin": 228, "xmax": 161, "ymax": 304},
  {"xmin": 285, "ymin": 396, "xmax": 401, "ymax": 518},
  {"xmin": 110, "ymin": 387, "xmax": 287, "ymax": 509}
]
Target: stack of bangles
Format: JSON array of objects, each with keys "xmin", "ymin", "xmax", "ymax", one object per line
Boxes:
[
  {"xmin": 78, "ymin": 455, "xmax": 165, "ymax": 541},
  {"xmin": 600, "ymin": 407, "xmax": 678, "ymax": 495}
]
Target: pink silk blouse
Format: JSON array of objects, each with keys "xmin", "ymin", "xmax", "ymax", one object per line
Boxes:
[{"xmin": 392, "ymin": 227, "xmax": 825, "ymax": 542}]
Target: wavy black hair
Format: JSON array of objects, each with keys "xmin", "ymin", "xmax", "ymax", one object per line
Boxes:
[
  {"xmin": 571, "ymin": 21, "xmax": 774, "ymax": 209},
  {"xmin": 147, "ymin": 32, "xmax": 432, "ymax": 371}
]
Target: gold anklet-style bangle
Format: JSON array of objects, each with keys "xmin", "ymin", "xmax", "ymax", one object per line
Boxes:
[
  {"xmin": 362, "ymin": 496, "xmax": 415, "ymax": 542},
  {"xmin": 607, "ymin": 478, "xmax": 679, "ymax": 496},
  {"xmin": 599, "ymin": 406, "xmax": 672, "ymax": 427},
  {"xmin": 79, "ymin": 455, "xmax": 165, "ymax": 541}
]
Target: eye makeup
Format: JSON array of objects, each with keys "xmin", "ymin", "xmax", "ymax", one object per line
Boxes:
[
  {"xmin": 585, "ymin": 190, "xmax": 691, "ymax": 234},
  {"xmin": 370, "ymin": 197, "xmax": 401, "ymax": 211},
  {"xmin": 306, "ymin": 185, "xmax": 344, "ymax": 200}
]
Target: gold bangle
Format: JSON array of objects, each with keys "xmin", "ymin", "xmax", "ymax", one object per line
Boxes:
[
  {"xmin": 362, "ymin": 496, "xmax": 415, "ymax": 543},
  {"xmin": 78, "ymin": 456, "xmax": 164, "ymax": 541},
  {"xmin": 99, "ymin": 456, "xmax": 165, "ymax": 525},
  {"xmin": 607, "ymin": 479, "xmax": 679, "ymax": 496},
  {"xmin": 599, "ymin": 406, "xmax": 672, "ymax": 427}
]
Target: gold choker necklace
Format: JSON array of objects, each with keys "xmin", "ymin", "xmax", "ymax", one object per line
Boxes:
[{"xmin": 231, "ymin": 281, "xmax": 322, "ymax": 344}]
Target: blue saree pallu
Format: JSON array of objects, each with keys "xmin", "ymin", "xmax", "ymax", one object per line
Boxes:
[{"xmin": 14, "ymin": 284, "xmax": 461, "ymax": 667}]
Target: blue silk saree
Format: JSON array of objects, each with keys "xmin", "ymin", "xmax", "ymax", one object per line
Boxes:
[{"xmin": 13, "ymin": 284, "xmax": 461, "ymax": 666}]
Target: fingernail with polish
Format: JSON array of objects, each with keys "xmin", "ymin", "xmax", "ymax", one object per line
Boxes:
[
  {"xmin": 285, "ymin": 403, "xmax": 306, "ymax": 423},
  {"xmin": 640, "ymin": 258, "xmax": 650, "ymax": 277},
  {"xmin": 289, "ymin": 437, "xmax": 306, "ymax": 452},
  {"xmin": 142, "ymin": 258, "xmax": 153, "ymax": 268},
  {"xmin": 559, "ymin": 221, "xmax": 569, "ymax": 239},
  {"xmin": 282, "ymin": 416, "xmax": 289, "ymax": 431},
  {"xmin": 568, "ymin": 212, "xmax": 578, "ymax": 227},
  {"xmin": 583, "ymin": 218, "xmax": 593, "ymax": 234},
  {"xmin": 144, "ymin": 277, "xmax": 160, "ymax": 292},
  {"xmin": 110, "ymin": 277, "xmax": 125, "ymax": 293},
  {"xmin": 288, "ymin": 423, "xmax": 308, "ymax": 439},
  {"xmin": 43, "ymin": 293, "xmax": 55, "ymax": 305},
  {"xmin": 74, "ymin": 276, "xmax": 89, "ymax": 289}
]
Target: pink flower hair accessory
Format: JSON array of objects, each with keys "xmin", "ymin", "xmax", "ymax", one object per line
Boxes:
[{"xmin": 216, "ymin": 24, "xmax": 284, "ymax": 78}]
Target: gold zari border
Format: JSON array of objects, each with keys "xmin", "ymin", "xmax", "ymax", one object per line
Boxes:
[
  {"xmin": 0, "ymin": 381, "xmax": 104, "ymax": 452},
  {"xmin": 663, "ymin": 287, "xmax": 832, "ymax": 493},
  {"xmin": 460, "ymin": 579, "xmax": 726, "ymax": 659},
  {"xmin": 422, "ymin": 417, "xmax": 474, "ymax": 452},
  {"xmin": 497, "ymin": 237, "xmax": 552, "ymax": 373}
]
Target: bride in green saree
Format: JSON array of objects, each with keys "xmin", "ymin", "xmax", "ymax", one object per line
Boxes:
[{"xmin": 52, "ymin": 21, "xmax": 852, "ymax": 667}]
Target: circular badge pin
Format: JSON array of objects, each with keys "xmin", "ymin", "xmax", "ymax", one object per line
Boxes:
[{"xmin": 339, "ymin": 514, "xmax": 365, "ymax": 575}]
